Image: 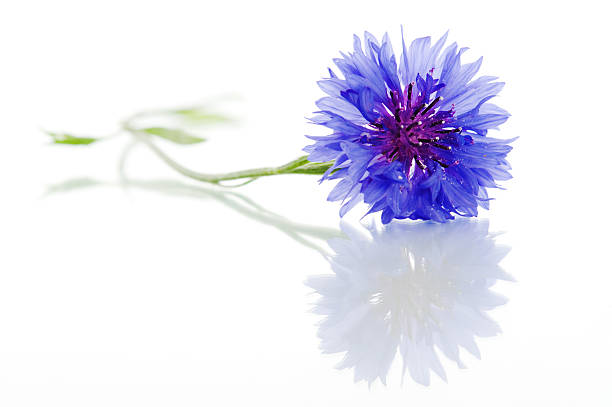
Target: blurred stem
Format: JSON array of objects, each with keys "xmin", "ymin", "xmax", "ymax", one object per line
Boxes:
[{"xmin": 122, "ymin": 122, "xmax": 333, "ymax": 186}]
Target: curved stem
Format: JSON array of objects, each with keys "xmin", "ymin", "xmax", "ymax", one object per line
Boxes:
[{"xmin": 123, "ymin": 123, "xmax": 332, "ymax": 185}]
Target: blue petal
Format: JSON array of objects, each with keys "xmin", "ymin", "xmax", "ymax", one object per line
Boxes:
[
  {"xmin": 316, "ymin": 97, "xmax": 368, "ymax": 124},
  {"xmin": 328, "ymin": 178, "xmax": 354, "ymax": 201},
  {"xmin": 378, "ymin": 32, "xmax": 401, "ymax": 92}
]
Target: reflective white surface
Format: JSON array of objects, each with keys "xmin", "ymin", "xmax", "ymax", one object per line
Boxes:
[{"xmin": 1, "ymin": 0, "xmax": 612, "ymax": 405}]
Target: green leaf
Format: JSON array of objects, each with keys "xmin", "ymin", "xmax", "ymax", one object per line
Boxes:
[
  {"xmin": 46, "ymin": 132, "xmax": 99, "ymax": 145},
  {"xmin": 141, "ymin": 127, "xmax": 206, "ymax": 145},
  {"xmin": 171, "ymin": 108, "xmax": 234, "ymax": 124}
]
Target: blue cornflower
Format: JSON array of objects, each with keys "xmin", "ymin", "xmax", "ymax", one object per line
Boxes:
[{"xmin": 305, "ymin": 30, "xmax": 514, "ymax": 223}]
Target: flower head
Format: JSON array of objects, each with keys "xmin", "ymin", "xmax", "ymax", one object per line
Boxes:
[
  {"xmin": 306, "ymin": 220, "xmax": 512, "ymax": 386},
  {"xmin": 305, "ymin": 30, "xmax": 514, "ymax": 223}
]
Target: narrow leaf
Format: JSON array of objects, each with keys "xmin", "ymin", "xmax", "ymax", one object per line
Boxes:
[
  {"xmin": 171, "ymin": 108, "xmax": 234, "ymax": 124},
  {"xmin": 46, "ymin": 131, "xmax": 99, "ymax": 145},
  {"xmin": 141, "ymin": 127, "xmax": 205, "ymax": 144}
]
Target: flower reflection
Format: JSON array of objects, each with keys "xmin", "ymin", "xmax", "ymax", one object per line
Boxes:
[{"xmin": 306, "ymin": 220, "xmax": 512, "ymax": 386}]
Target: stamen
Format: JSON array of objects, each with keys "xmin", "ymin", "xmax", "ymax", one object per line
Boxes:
[
  {"xmin": 432, "ymin": 158, "xmax": 450, "ymax": 168},
  {"xmin": 414, "ymin": 157, "xmax": 427, "ymax": 170},
  {"xmin": 429, "ymin": 119, "xmax": 446, "ymax": 127},
  {"xmin": 411, "ymin": 103, "xmax": 425, "ymax": 119},
  {"xmin": 405, "ymin": 120, "xmax": 422, "ymax": 131},
  {"xmin": 378, "ymin": 83, "xmax": 458, "ymax": 165},
  {"xmin": 407, "ymin": 82, "xmax": 414, "ymax": 105},
  {"xmin": 432, "ymin": 143, "xmax": 452, "ymax": 151},
  {"xmin": 421, "ymin": 96, "xmax": 443, "ymax": 116},
  {"xmin": 435, "ymin": 127, "xmax": 462, "ymax": 134},
  {"xmin": 389, "ymin": 90, "xmax": 397, "ymax": 106}
]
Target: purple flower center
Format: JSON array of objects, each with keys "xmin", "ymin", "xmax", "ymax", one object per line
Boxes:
[{"xmin": 367, "ymin": 77, "xmax": 462, "ymax": 173}]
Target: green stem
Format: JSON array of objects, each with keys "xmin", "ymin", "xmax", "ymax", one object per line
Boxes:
[{"xmin": 123, "ymin": 123, "xmax": 332, "ymax": 186}]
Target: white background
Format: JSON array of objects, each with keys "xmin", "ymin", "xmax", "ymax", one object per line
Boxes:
[{"xmin": 1, "ymin": 0, "xmax": 611, "ymax": 405}]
